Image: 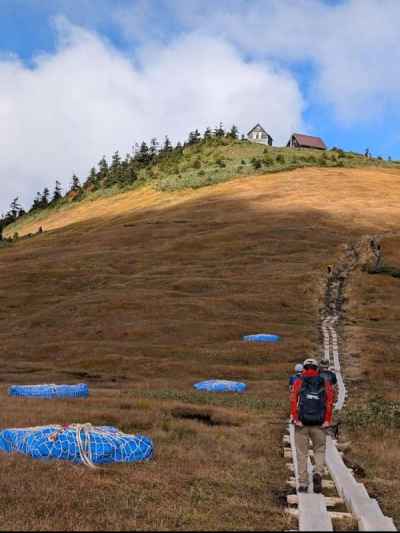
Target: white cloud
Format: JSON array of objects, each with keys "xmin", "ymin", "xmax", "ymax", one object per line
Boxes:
[
  {"xmin": 115, "ymin": 0, "xmax": 400, "ymax": 122},
  {"xmin": 0, "ymin": 18, "xmax": 303, "ymax": 212}
]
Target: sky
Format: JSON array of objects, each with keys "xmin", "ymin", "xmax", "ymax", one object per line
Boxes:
[{"xmin": 1, "ymin": 0, "xmax": 400, "ymax": 213}]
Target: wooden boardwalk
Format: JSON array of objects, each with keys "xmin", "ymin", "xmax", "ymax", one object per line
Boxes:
[{"xmin": 286, "ymin": 244, "xmax": 397, "ymax": 531}]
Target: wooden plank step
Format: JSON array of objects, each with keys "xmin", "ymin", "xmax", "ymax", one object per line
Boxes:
[
  {"xmin": 287, "ymin": 479, "xmax": 335, "ymax": 489},
  {"xmin": 287, "ymin": 495, "xmax": 344, "ymax": 507},
  {"xmin": 287, "ymin": 494, "xmax": 333, "ymax": 531},
  {"xmin": 286, "ymin": 507, "xmax": 353, "ymax": 521}
]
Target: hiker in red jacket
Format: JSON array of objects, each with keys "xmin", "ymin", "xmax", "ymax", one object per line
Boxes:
[{"xmin": 290, "ymin": 358, "xmax": 334, "ymax": 493}]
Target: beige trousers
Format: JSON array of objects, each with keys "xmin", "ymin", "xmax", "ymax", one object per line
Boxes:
[{"xmin": 295, "ymin": 425, "xmax": 327, "ymax": 486}]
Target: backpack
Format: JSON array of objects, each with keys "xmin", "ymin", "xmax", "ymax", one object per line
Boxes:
[{"xmin": 298, "ymin": 376, "xmax": 326, "ymax": 426}]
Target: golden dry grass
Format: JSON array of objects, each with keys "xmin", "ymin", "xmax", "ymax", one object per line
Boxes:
[{"xmin": 1, "ymin": 166, "xmax": 400, "ymax": 530}]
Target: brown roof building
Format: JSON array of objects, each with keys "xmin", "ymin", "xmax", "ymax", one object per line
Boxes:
[{"xmin": 287, "ymin": 133, "xmax": 327, "ymax": 150}]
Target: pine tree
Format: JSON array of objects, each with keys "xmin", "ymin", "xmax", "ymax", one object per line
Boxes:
[
  {"xmin": 228, "ymin": 125, "xmax": 239, "ymax": 139},
  {"xmin": 9, "ymin": 197, "xmax": 21, "ymax": 219},
  {"xmin": 136, "ymin": 141, "xmax": 150, "ymax": 164},
  {"xmin": 70, "ymin": 175, "xmax": 81, "ymax": 193},
  {"xmin": 150, "ymin": 138, "xmax": 159, "ymax": 159},
  {"xmin": 106, "ymin": 150, "xmax": 122, "ymax": 186},
  {"xmin": 97, "ymin": 157, "xmax": 109, "ymax": 184},
  {"xmin": 41, "ymin": 188, "xmax": 50, "ymax": 208},
  {"xmin": 86, "ymin": 167, "xmax": 98, "ymax": 188},
  {"xmin": 204, "ymin": 127, "xmax": 212, "ymax": 140},
  {"xmin": 187, "ymin": 130, "xmax": 201, "ymax": 145},
  {"xmin": 52, "ymin": 181, "xmax": 63, "ymax": 203},
  {"xmin": 111, "ymin": 150, "xmax": 121, "ymax": 170},
  {"xmin": 163, "ymin": 136, "xmax": 173, "ymax": 152},
  {"xmin": 31, "ymin": 192, "xmax": 42, "ymax": 212},
  {"xmin": 215, "ymin": 122, "xmax": 225, "ymax": 137}
]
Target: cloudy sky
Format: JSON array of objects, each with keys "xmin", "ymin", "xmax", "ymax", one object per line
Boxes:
[{"xmin": 1, "ymin": 0, "xmax": 400, "ymax": 212}]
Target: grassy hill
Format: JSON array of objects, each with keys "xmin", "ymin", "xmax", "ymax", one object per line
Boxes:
[
  {"xmin": 5, "ymin": 136, "xmax": 399, "ymax": 239},
  {"xmin": 1, "ymin": 165, "xmax": 400, "ymax": 529}
]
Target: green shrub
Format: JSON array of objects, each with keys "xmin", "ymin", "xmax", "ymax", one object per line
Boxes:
[
  {"xmin": 320, "ymin": 153, "xmax": 328, "ymax": 166},
  {"xmin": 198, "ymin": 170, "xmax": 205, "ymax": 176},
  {"xmin": 241, "ymin": 159, "xmax": 246, "ymax": 165},
  {"xmin": 216, "ymin": 158, "xmax": 226, "ymax": 168},
  {"xmin": 251, "ymin": 158, "xmax": 262, "ymax": 170},
  {"xmin": 344, "ymin": 398, "xmax": 400, "ymax": 430},
  {"xmin": 236, "ymin": 166, "xmax": 243, "ymax": 173},
  {"xmin": 193, "ymin": 159, "xmax": 202, "ymax": 169},
  {"xmin": 276, "ymin": 154, "xmax": 285, "ymax": 164},
  {"xmin": 263, "ymin": 156, "xmax": 274, "ymax": 166}
]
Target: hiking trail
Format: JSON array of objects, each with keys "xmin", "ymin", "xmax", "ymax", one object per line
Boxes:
[{"xmin": 284, "ymin": 238, "xmax": 397, "ymax": 531}]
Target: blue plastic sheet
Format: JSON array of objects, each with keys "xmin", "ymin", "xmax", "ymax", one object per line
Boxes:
[
  {"xmin": 8, "ymin": 384, "xmax": 89, "ymax": 399},
  {"xmin": 0, "ymin": 424, "xmax": 153, "ymax": 466},
  {"xmin": 194, "ymin": 380, "xmax": 247, "ymax": 393},
  {"xmin": 242, "ymin": 334, "xmax": 281, "ymax": 343}
]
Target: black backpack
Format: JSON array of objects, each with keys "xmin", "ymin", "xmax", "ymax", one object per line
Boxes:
[{"xmin": 298, "ymin": 375, "xmax": 326, "ymax": 426}]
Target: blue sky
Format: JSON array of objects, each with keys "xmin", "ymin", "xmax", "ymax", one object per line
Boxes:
[{"xmin": 1, "ymin": 0, "xmax": 399, "ymax": 212}]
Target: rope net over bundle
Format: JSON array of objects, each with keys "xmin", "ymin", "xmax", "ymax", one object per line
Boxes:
[
  {"xmin": 8, "ymin": 384, "xmax": 89, "ymax": 399},
  {"xmin": 0, "ymin": 424, "xmax": 153, "ymax": 467},
  {"xmin": 194, "ymin": 380, "xmax": 247, "ymax": 393}
]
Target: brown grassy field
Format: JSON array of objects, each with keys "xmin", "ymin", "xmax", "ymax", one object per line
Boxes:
[
  {"xmin": 343, "ymin": 234, "xmax": 400, "ymax": 525},
  {"xmin": 1, "ymin": 166, "xmax": 400, "ymax": 530}
]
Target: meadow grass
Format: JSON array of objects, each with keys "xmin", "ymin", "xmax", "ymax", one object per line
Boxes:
[{"xmin": 1, "ymin": 167, "xmax": 400, "ymax": 528}]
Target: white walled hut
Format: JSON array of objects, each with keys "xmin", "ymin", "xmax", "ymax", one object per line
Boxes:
[{"xmin": 247, "ymin": 124, "xmax": 273, "ymax": 146}]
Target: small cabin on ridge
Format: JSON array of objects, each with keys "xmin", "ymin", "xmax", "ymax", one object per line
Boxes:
[
  {"xmin": 247, "ymin": 124, "xmax": 273, "ymax": 146},
  {"xmin": 287, "ymin": 133, "xmax": 326, "ymax": 150}
]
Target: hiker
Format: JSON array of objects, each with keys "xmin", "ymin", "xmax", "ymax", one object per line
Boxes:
[
  {"xmin": 319, "ymin": 360, "xmax": 337, "ymax": 386},
  {"xmin": 290, "ymin": 358, "xmax": 334, "ymax": 494},
  {"xmin": 289, "ymin": 363, "xmax": 303, "ymax": 392},
  {"xmin": 370, "ymin": 239, "xmax": 383, "ymax": 271}
]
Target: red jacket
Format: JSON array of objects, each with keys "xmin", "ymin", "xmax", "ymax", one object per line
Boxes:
[{"xmin": 290, "ymin": 368, "xmax": 334, "ymax": 424}]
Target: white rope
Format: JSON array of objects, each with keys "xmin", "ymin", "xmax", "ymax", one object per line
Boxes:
[{"xmin": 5, "ymin": 423, "xmax": 132, "ymax": 469}]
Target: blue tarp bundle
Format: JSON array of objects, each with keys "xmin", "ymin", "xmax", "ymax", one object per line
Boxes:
[
  {"xmin": 194, "ymin": 380, "xmax": 247, "ymax": 393},
  {"xmin": 0, "ymin": 424, "xmax": 153, "ymax": 466},
  {"xmin": 242, "ymin": 334, "xmax": 281, "ymax": 343},
  {"xmin": 8, "ymin": 384, "xmax": 89, "ymax": 399}
]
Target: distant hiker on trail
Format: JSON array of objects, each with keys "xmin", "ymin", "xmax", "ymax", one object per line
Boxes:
[
  {"xmin": 289, "ymin": 363, "xmax": 303, "ymax": 392},
  {"xmin": 370, "ymin": 239, "xmax": 383, "ymax": 272},
  {"xmin": 290, "ymin": 358, "xmax": 334, "ymax": 494}
]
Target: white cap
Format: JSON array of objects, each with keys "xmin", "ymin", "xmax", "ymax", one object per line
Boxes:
[{"xmin": 295, "ymin": 364, "xmax": 303, "ymax": 373}]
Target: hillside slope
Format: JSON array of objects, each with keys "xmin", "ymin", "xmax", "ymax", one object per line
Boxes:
[{"xmin": 1, "ymin": 166, "xmax": 400, "ymax": 530}]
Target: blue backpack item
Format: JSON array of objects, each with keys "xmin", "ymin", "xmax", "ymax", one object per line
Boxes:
[
  {"xmin": 242, "ymin": 334, "xmax": 280, "ymax": 343},
  {"xmin": 0, "ymin": 424, "xmax": 153, "ymax": 467},
  {"xmin": 194, "ymin": 380, "xmax": 247, "ymax": 393},
  {"xmin": 298, "ymin": 376, "xmax": 326, "ymax": 426},
  {"xmin": 8, "ymin": 384, "xmax": 89, "ymax": 399}
]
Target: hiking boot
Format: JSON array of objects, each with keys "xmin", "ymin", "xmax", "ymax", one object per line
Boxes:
[
  {"xmin": 298, "ymin": 485, "xmax": 308, "ymax": 493},
  {"xmin": 313, "ymin": 473, "xmax": 322, "ymax": 494}
]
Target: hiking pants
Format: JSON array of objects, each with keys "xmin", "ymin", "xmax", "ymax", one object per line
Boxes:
[{"xmin": 294, "ymin": 425, "xmax": 327, "ymax": 486}]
